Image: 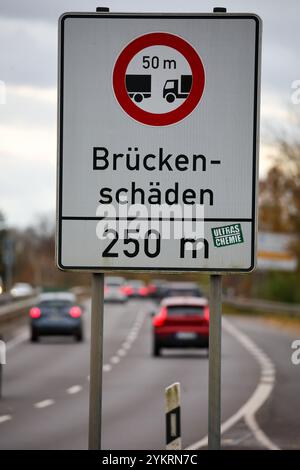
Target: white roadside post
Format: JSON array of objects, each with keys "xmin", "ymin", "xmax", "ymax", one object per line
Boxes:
[{"xmin": 165, "ymin": 382, "xmax": 182, "ymax": 450}]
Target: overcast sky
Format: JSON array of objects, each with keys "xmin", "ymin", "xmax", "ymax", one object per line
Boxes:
[{"xmin": 0, "ymin": 0, "xmax": 299, "ymax": 227}]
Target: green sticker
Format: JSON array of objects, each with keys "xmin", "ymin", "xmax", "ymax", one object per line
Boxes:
[{"xmin": 211, "ymin": 223, "xmax": 244, "ymax": 248}]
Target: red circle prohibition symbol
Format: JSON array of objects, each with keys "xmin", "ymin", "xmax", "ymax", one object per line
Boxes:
[{"xmin": 113, "ymin": 32, "xmax": 205, "ymax": 126}]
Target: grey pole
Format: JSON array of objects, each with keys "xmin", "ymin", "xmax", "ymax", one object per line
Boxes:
[
  {"xmin": 88, "ymin": 8, "xmax": 108, "ymax": 452},
  {"xmin": 208, "ymin": 274, "xmax": 222, "ymax": 450},
  {"xmin": 208, "ymin": 6, "xmax": 226, "ymax": 450},
  {"xmin": 88, "ymin": 272, "xmax": 105, "ymax": 450}
]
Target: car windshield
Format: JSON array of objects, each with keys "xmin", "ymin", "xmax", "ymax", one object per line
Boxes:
[{"xmin": 167, "ymin": 305, "xmax": 204, "ymax": 316}]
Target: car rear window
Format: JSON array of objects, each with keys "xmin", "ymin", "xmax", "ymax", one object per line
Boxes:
[
  {"xmin": 167, "ymin": 289, "xmax": 202, "ymax": 297},
  {"xmin": 167, "ymin": 305, "xmax": 205, "ymax": 316},
  {"xmin": 39, "ymin": 301, "xmax": 73, "ymax": 310}
]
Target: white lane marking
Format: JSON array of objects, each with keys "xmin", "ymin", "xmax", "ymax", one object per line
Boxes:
[
  {"xmin": 223, "ymin": 319, "xmax": 279, "ymax": 450},
  {"xmin": 67, "ymin": 385, "xmax": 82, "ymax": 395},
  {"xmin": 244, "ymin": 390, "xmax": 278, "ymax": 450},
  {"xmin": 117, "ymin": 348, "xmax": 127, "ymax": 357},
  {"xmin": 187, "ymin": 317, "xmax": 280, "ymax": 451},
  {"xmin": 0, "ymin": 297, "xmax": 39, "ymax": 316},
  {"xmin": 103, "ymin": 309, "xmax": 145, "ymax": 371},
  {"xmin": 0, "ymin": 415, "xmax": 12, "ymax": 424},
  {"xmin": 127, "ymin": 333, "xmax": 137, "ymax": 341},
  {"xmin": 34, "ymin": 399, "xmax": 55, "ymax": 409},
  {"xmin": 110, "ymin": 356, "xmax": 120, "ymax": 364}
]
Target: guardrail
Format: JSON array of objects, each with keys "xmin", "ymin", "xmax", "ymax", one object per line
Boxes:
[
  {"xmin": 0, "ymin": 291, "xmax": 300, "ymax": 331},
  {"xmin": 0, "ymin": 287, "xmax": 85, "ymax": 330},
  {"xmin": 224, "ymin": 296, "xmax": 300, "ymax": 316},
  {"xmin": 0, "ymin": 293, "xmax": 12, "ymax": 306},
  {"xmin": 0, "ymin": 296, "xmax": 39, "ymax": 326}
]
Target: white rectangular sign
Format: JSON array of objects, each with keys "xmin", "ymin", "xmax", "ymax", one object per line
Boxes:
[
  {"xmin": 57, "ymin": 12, "xmax": 262, "ymax": 272},
  {"xmin": 257, "ymin": 232, "xmax": 298, "ymax": 272}
]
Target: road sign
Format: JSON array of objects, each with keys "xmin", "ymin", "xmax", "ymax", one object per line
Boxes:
[
  {"xmin": 57, "ymin": 12, "xmax": 262, "ymax": 272},
  {"xmin": 112, "ymin": 32, "xmax": 205, "ymax": 126},
  {"xmin": 257, "ymin": 232, "xmax": 298, "ymax": 271}
]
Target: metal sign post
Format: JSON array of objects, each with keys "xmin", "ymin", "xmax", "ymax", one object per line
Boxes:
[
  {"xmin": 208, "ymin": 274, "xmax": 222, "ymax": 449},
  {"xmin": 88, "ymin": 272, "xmax": 105, "ymax": 450},
  {"xmin": 87, "ymin": 7, "xmax": 108, "ymax": 452}
]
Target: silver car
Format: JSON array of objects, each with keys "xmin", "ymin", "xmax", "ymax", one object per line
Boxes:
[{"xmin": 104, "ymin": 276, "xmax": 127, "ymax": 303}]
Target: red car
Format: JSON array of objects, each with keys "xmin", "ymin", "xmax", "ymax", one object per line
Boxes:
[{"xmin": 152, "ymin": 297, "xmax": 209, "ymax": 356}]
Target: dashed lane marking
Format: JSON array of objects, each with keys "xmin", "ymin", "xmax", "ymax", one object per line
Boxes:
[
  {"xmin": 66, "ymin": 385, "xmax": 82, "ymax": 395},
  {"xmin": 117, "ymin": 349, "xmax": 127, "ymax": 357},
  {"xmin": 106, "ymin": 309, "xmax": 146, "ymax": 370},
  {"xmin": 0, "ymin": 415, "xmax": 12, "ymax": 424},
  {"xmin": 34, "ymin": 399, "xmax": 55, "ymax": 409},
  {"xmin": 110, "ymin": 356, "xmax": 120, "ymax": 365},
  {"xmin": 3, "ymin": 303, "xmax": 147, "ymax": 424}
]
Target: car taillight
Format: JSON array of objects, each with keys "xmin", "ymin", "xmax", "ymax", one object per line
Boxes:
[
  {"xmin": 204, "ymin": 306, "xmax": 210, "ymax": 322},
  {"xmin": 139, "ymin": 286, "xmax": 148, "ymax": 296},
  {"xmin": 122, "ymin": 285, "xmax": 133, "ymax": 295},
  {"xmin": 152, "ymin": 307, "xmax": 167, "ymax": 327},
  {"xmin": 148, "ymin": 284, "xmax": 156, "ymax": 294},
  {"xmin": 69, "ymin": 306, "xmax": 82, "ymax": 318},
  {"xmin": 29, "ymin": 307, "xmax": 41, "ymax": 319}
]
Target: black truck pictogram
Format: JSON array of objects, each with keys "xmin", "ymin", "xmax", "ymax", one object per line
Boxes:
[
  {"xmin": 163, "ymin": 75, "xmax": 192, "ymax": 102},
  {"xmin": 126, "ymin": 75, "xmax": 152, "ymax": 103}
]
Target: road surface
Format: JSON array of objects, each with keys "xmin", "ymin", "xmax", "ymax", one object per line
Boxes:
[{"xmin": 0, "ymin": 299, "xmax": 299, "ymax": 450}]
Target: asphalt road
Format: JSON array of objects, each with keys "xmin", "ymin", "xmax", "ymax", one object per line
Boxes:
[{"xmin": 0, "ymin": 298, "xmax": 299, "ymax": 450}]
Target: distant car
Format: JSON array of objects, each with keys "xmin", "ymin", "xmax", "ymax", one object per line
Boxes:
[
  {"xmin": 163, "ymin": 282, "xmax": 203, "ymax": 299},
  {"xmin": 152, "ymin": 297, "xmax": 209, "ymax": 356},
  {"xmin": 122, "ymin": 279, "xmax": 148, "ymax": 298},
  {"xmin": 105, "ymin": 276, "xmax": 127, "ymax": 303},
  {"xmin": 29, "ymin": 292, "xmax": 83, "ymax": 342},
  {"xmin": 147, "ymin": 279, "xmax": 169, "ymax": 300},
  {"xmin": 11, "ymin": 282, "xmax": 34, "ymax": 298}
]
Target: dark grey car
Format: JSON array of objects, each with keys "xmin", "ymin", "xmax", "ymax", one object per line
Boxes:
[{"xmin": 29, "ymin": 292, "xmax": 83, "ymax": 342}]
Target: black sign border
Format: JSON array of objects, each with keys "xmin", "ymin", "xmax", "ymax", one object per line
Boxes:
[{"xmin": 57, "ymin": 13, "xmax": 261, "ymax": 273}]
